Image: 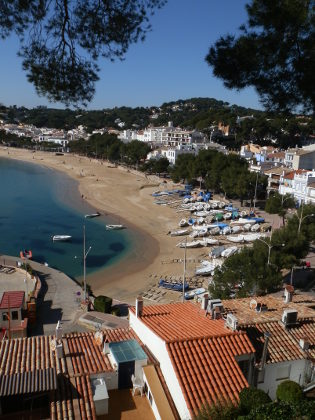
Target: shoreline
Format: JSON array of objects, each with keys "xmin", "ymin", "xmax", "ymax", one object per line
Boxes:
[{"xmin": 0, "ymin": 148, "xmax": 184, "ymax": 303}]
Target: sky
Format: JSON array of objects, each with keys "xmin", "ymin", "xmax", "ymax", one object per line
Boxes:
[{"xmin": 0, "ymin": 0, "xmax": 262, "ymax": 111}]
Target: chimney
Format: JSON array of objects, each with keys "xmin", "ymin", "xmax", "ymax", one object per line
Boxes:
[
  {"xmin": 299, "ymin": 337, "xmax": 309, "ymax": 351},
  {"xmin": 284, "ymin": 285, "xmax": 294, "ymax": 303},
  {"xmin": 103, "ymin": 340, "xmax": 110, "ymax": 355},
  {"xmin": 136, "ymin": 296, "xmax": 143, "ymax": 318},
  {"xmin": 56, "ymin": 342, "xmax": 64, "ymax": 359},
  {"xmin": 260, "ymin": 331, "xmax": 271, "ymax": 370},
  {"xmin": 201, "ymin": 294, "xmax": 209, "ymax": 310},
  {"xmin": 56, "ymin": 321, "xmax": 62, "ymax": 340}
]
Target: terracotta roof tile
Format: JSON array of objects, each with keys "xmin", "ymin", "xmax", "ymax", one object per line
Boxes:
[
  {"xmin": 132, "ymin": 302, "xmax": 255, "ymax": 417},
  {"xmin": 0, "ymin": 291, "xmax": 25, "ymax": 309}
]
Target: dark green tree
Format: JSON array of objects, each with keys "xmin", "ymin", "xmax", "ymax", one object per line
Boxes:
[
  {"xmin": 239, "ymin": 387, "xmax": 271, "ymax": 415},
  {"xmin": 0, "ymin": 0, "xmax": 166, "ymax": 104},
  {"xmin": 276, "ymin": 380, "xmax": 304, "ymax": 403},
  {"xmin": 265, "ymin": 193, "xmax": 295, "ymax": 224},
  {"xmin": 206, "ymin": 0, "xmax": 315, "ymax": 112}
]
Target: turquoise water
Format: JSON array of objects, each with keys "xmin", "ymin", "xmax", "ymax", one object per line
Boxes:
[{"xmin": 0, "ymin": 157, "xmax": 132, "ymax": 279}]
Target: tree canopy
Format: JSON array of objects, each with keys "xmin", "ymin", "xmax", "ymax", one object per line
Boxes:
[
  {"xmin": 0, "ymin": 0, "xmax": 166, "ymax": 105},
  {"xmin": 206, "ymin": 0, "xmax": 315, "ymax": 113}
]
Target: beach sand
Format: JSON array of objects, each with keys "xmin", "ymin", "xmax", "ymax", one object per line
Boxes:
[{"xmin": 0, "ymin": 148, "xmax": 205, "ymax": 303}]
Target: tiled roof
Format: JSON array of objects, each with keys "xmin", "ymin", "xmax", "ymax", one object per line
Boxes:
[
  {"xmin": 221, "ymin": 294, "xmax": 315, "ymax": 326},
  {"xmin": 240, "ymin": 321, "xmax": 306, "ymax": 364},
  {"xmin": 130, "ymin": 302, "xmax": 237, "ymax": 342},
  {"xmin": 131, "ymin": 302, "xmax": 255, "ymax": 417},
  {"xmin": 267, "ymin": 152, "xmax": 285, "ymax": 159},
  {"xmin": 283, "ymin": 169, "xmax": 306, "ymax": 180},
  {"xmin": 0, "ymin": 291, "xmax": 24, "ymax": 309},
  {"xmin": 288, "ymin": 319, "xmax": 315, "ymax": 359},
  {"xmin": 167, "ymin": 334, "xmax": 253, "ymax": 416},
  {"xmin": 0, "ymin": 328, "xmax": 141, "ymax": 419},
  {"xmin": 264, "ymin": 167, "xmax": 291, "ymax": 175}
]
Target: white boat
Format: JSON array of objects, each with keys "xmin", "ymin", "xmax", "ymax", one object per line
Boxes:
[
  {"xmin": 231, "ymin": 218, "xmax": 256, "ymax": 225},
  {"xmin": 194, "ymin": 211, "xmax": 209, "ymax": 217},
  {"xmin": 221, "ymin": 246, "xmax": 238, "ymax": 258},
  {"xmin": 52, "ymin": 235, "xmax": 72, "ymax": 242},
  {"xmin": 184, "ymin": 287, "xmax": 206, "ymax": 300},
  {"xmin": 243, "ymin": 223, "xmax": 252, "ymax": 231},
  {"xmin": 223, "ymin": 212, "xmax": 232, "ymax": 220},
  {"xmin": 196, "ymin": 217, "xmax": 205, "ymax": 225},
  {"xmin": 210, "ymin": 201, "xmax": 218, "ymax": 208},
  {"xmin": 222, "ymin": 226, "xmax": 231, "ymax": 235},
  {"xmin": 170, "ymin": 229, "xmax": 189, "ymax": 237},
  {"xmin": 251, "ymin": 223, "xmax": 261, "ymax": 232},
  {"xmin": 106, "ymin": 224, "xmax": 124, "ymax": 230},
  {"xmin": 84, "ymin": 212, "xmax": 100, "ymax": 218},
  {"xmin": 240, "ymin": 210, "xmax": 248, "ymax": 217},
  {"xmin": 231, "ymin": 225, "xmax": 242, "ymax": 234},
  {"xmin": 209, "ymin": 226, "xmax": 220, "ymax": 235},
  {"xmin": 226, "ymin": 235, "xmax": 245, "ymax": 243},
  {"xmin": 243, "ymin": 233, "xmax": 265, "ymax": 242},
  {"xmin": 199, "ymin": 238, "xmax": 219, "ymax": 246},
  {"xmin": 179, "ymin": 219, "xmax": 188, "ymax": 227},
  {"xmin": 177, "ymin": 240, "xmax": 201, "ymax": 248}
]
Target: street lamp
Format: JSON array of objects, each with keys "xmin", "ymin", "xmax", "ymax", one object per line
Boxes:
[
  {"xmin": 297, "ymin": 211, "xmax": 314, "ymax": 235},
  {"xmin": 257, "ymin": 232, "xmax": 285, "ymax": 266},
  {"xmin": 253, "ymin": 172, "xmax": 259, "ymax": 213},
  {"xmin": 83, "ymin": 225, "xmax": 92, "ymax": 301}
]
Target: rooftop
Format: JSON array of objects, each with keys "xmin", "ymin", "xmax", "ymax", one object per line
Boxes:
[{"xmin": 0, "ymin": 291, "xmax": 25, "ymax": 309}]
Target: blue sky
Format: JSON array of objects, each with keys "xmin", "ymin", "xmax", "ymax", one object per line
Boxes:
[{"xmin": 0, "ymin": 0, "xmax": 261, "ymax": 110}]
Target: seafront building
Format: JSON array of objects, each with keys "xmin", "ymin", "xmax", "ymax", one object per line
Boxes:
[{"xmin": 0, "ymin": 292, "xmax": 314, "ymax": 419}]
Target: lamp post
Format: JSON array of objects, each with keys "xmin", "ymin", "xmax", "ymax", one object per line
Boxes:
[
  {"xmin": 257, "ymin": 231, "xmax": 284, "ymax": 266},
  {"xmin": 83, "ymin": 225, "xmax": 92, "ymax": 301},
  {"xmin": 253, "ymin": 171, "xmax": 259, "ymax": 213},
  {"xmin": 297, "ymin": 208, "xmax": 314, "ymax": 235}
]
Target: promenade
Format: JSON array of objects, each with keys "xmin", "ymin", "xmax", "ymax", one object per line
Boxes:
[{"xmin": 1, "ymin": 255, "xmax": 84, "ymax": 335}]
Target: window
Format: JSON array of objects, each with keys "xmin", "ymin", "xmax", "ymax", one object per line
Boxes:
[
  {"xmin": 238, "ymin": 359, "xmax": 250, "ymax": 380},
  {"xmin": 148, "ymin": 391, "xmax": 153, "ymax": 405},
  {"xmin": 276, "ymin": 365, "xmax": 291, "ymax": 380},
  {"xmin": 2, "ymin": 312, "xmax": 9, "ymax": 321},
  {"xmin": 11, "ymin": 311, "xmax": 18, "ymax": 320},
  {"xmin": 257, "ymin": 369, "xmax": 265, "ymax": 384}
]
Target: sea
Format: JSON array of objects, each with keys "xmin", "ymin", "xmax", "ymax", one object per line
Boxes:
[{"xmin": 0, "ymin": 157, "xmax": 132, "ymax": 280}]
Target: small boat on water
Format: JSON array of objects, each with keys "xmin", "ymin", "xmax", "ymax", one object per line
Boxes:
[
  {"xmin": 84, "ymin": 212, "xmax": 100, "ymax": 218},
  {"xmin": 106, "ymin": 224, "xmax": 124, "ymax": 230},
  {"xmin": 20, "ymin": 249, "xmax": 32, "ymax": 259},
  {"xmin": 185, "ymin": 287, "xmax": 206, "ymax": 300},
  {"xmin": 52, "ymin": 235, "xmax": 72, "ymax": 242}
]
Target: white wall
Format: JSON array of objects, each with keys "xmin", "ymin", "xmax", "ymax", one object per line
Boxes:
[
  {"xmin": 257, "ymin": 359, "xmax": 309, "ymax": 399},
  {"xmin": 129, "ymin": 311, "xmax": 191, "ymax": 419},
  {"xmin": 143, "ymin": 370, "xmax": 162, "ymax": 420}
]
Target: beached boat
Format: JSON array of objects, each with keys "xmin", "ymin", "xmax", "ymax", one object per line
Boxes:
[
  {"xmin": 223, "ymin": 212, "xmax": 232, "ymax": 220},
  {"xmin": 226, "ymin": 235, "xmax": 245, "ymax": 243},
  {"xmin": 243, "ymin": 223, "xmax": 252, "ymax": 231},
  {"xmin": 231, "ymin": 225, "xmax": 242, "ymax": 234},
  {"xmin": 243, "ymin": 233, "xmax": 265, "ymax": 242},
  {"xmin": 231, "ymin": 218, "xmax": 256, "ymax": 225},
  {"xmin": 188, "ymin": 218, "xmax": 196, "ymax": 226},
  {"xmin": 199, "ymin": 238, "xmax": 219, "ymax": 246},
  {"xmin": 20, "ymin": 249, "xmax": 32, "ymax": 259},
  {"xmin": 184, "ymin": 287, "xmax": 206, "ymax": 300},
  {"xmin": 177, "ymin": 240, "xmax": 201, "ymax": 248},
  {"xmin": 209, "ymin": 226, "xmax": 220, "ymax": 235},
  {"xmin": 159, "ymin": 279, "xmax": 188, "ymax": 291},
  {"xmin": 52, "ymin": 235, "xmax": 72, "ymax": 242},
  {"xmin": 221, "ymin": 246, "xmax": 238, "ymax": 258},
  {"xmin": 84, "ymin": 212, "xmax": 100, "ymax": 218},
  {"xmin": 179, "ymin": 218, "xmax": 188, "ymax": 227},
  {"xmin": 210, "ymin": 245, "xmax": 225, "ymax": 258},
  {"xmin": 106, "ymin": 224, "xmax": 124, "ymax": 230},
  {"xmin": 251, "ymin": 223, "xmax": 261, "ymax": 232},
  {"xmin": 222, "ymin": 226, "xmax": 231, "ymax": 235},
  {"xmin": 170, "ymin": 229, "xmax": 189, "ymax": 237}
]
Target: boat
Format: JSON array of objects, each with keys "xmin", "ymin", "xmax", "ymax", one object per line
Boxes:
[
  {"xmin": 179, "ymin": 218, "xmax": 188, "ymax": 227},
  {"xmin": 106, "ymin": 224, "xmax": 124, "ymax": 230},
  {"xmin": 221, "ymin": 246, "xmax": 238, "ymax": 258},
  {"xmin": 243, "ymin": 233, "xmax": 265, "ymax": 242},
  {"xmin": 185, "ymin": 287, "xmax": 206, "ymax": 300},
  {"xmin": 210, "ymin": 245, "xmax": 225, "ymax": 258},
  {"xmin": 199, "ymin": 238, "xmax": 219, "ymax": 246},
  {"xmin": 159, "ymin": 279, "xmax": 188, "ymax": 292},
  {"xmin": 231, "ymin": 225, "xmax": 242, "ymax": 234},
  {"xmin": 84, "ymin": 212, "xmax": 100, "ymax": 218},
  {"xmin": 223, "ymin": 212, "xmax": 232, "ymax": 220},
  {"xmin": 169, "ymin": 229, "xmax": 189, "ymax": 237},
  {"xmin": 209, "ymin": 226, "xmax": 220, "ymax": 235},
  {"xmin": 231, "ymin": 218, "xmax": 256, "ymax": 225},
  {"xmin": 52, "ymin": 235, "xmax": 72, "ymax": 242},
  {"xmin": 187, "ymin": 218, "xmax": 196, "ymax": 226},
  {"xmin": 20, "ymin": 249, "xmax": 32, "ymax": 259},
  {"xmin": 226, "ymin": 235, "xmax": 245, "ymax": 243},
  {"xmin": 222, "ymin": 226, "xmax": 231, "ymax": 235},
  {"xmin": 251, "ymin": 223, "xmax": 261, "ymax": 232},
  {"xmin": 243, "ymin": 223, "xmax": 252, "ymax": 231},
  {"xmin": 177, "ymin": 240, "xmax": 201, "ymax": 248}
]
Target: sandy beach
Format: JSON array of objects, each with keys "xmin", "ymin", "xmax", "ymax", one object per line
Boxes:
[{"xmin": 0, "ymin": 147, "xmax": 205, "ymax": 303}]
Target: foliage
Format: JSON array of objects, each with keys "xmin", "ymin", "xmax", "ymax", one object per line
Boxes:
[
  {"xmin": 239, "ymin": 387, "xmax": 271, "ymax": 415},
  {"xmin": 265, "ymin": 193, "xmax": 295, "ymax": 220},
  {"xmin": 194, "ymin": 401, "xmax": 240, "ymax": 420},
  {"xmin": 111, "ymin": 307, "xmax": 121, "ymax": 316},
  {"xmin": 141, "ymin": 157, "xmax": 170, "ymax": 174},
  {"xmin": 94, "ymin": 295, "xmax": 112, "ymax": 313},
  {"xmin": 0, "ymin": 0, "xmax": 166, "ymax": 104},
  {"xmin": 206, "ymin": 0, "xmax": 315, "ymax": 113},
  {"xmin": 276, "ymin": 380, "xmax": 304, "ymax": 403},
  {"xmin": 243, "ymin": 400, "xmax": 315, "ymax": 420}
]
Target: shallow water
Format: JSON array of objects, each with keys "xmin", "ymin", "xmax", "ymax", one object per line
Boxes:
[{"xmin": 0, "ymin": 157, "xmax": 132, "ymax": 280}]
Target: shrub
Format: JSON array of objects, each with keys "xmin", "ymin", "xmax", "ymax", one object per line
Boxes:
[
  {"xmin": 276, "ymin": 380, "xmax": 304, "ymax": 403},
  {"xmin": 94, "ymin": 295, "xmax": 112, "ymax": 313},
  {"xmin": 239, "ymin": 387, "xmax": 271, "ymax": 414},
  {"xmin": 194, "ymin": 401, "xmax": 239, "ymax": 420},
  {"xmin": 111, "ymin": 307, "xmax": 120, "ymax": 316},
  {"xmin": 245, "ymin": 400, "xmax": 315, "ymax": 419}
]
